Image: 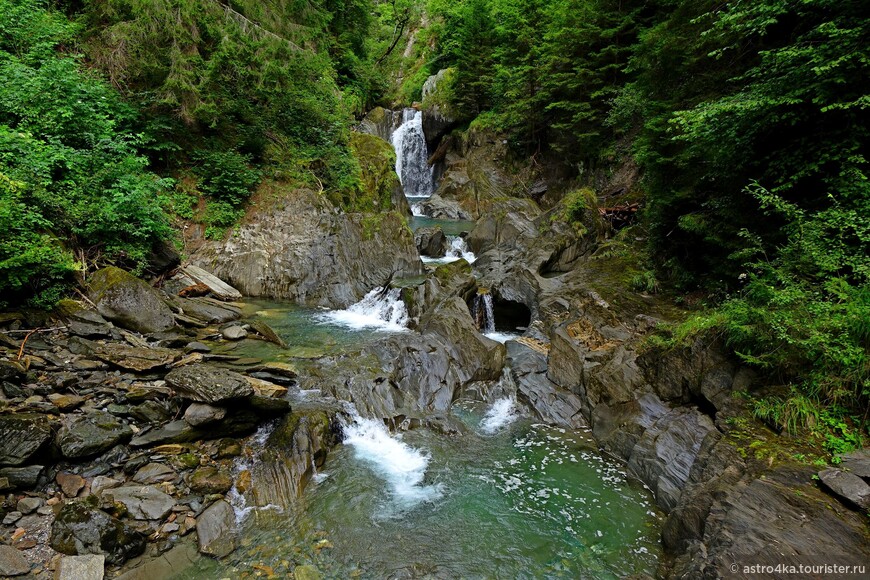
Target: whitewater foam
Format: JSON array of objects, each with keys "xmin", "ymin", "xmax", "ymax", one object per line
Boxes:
[
  {"xmin": 341, "ymin": 413, "xmax": 442, "ymax": 507},
  {"xmin": 480, "ymin": 398, "xmax": 519, "ymax": 434}
]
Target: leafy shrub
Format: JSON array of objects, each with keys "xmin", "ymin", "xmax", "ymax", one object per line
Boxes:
[{"xmin": 193, "ymin": 150, "xmax": 260, "ymax": 206}]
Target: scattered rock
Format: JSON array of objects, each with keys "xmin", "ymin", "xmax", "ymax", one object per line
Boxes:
[
  {"xmin": 216, "ymin": 440, "xmax": 242, "ymax": 459},
  {"xmin": 88, "ymin": 266, "xmax": 175, "ymax": 334},
  {"xmin": 3, "ymin": 511, "xmax": 22, "ymax": 524},
  {"xmin": 0, "ymin": 544, "xmax": 30, "ymax": 576},
  {"xmin": 838, "ymin": 449, "xmax": 870, "ymax": 479},
  {"xmin": 17, "ymin": 496, "xmax": 42, "ymax": 514},
  {"xmin": 102, "ymin": 485, "xmax": 175, "ymax": 520},
  {"xmin": 90, "ymin": 476, "xmax": 122, "ymax": 497},
  {"xmin": 196, "ymin": 499, "xmax": 236, "ymax": 558},
  {"xmin": 165, "ymin": 364, "xmax": 253, "ymax": 404},
  {"xmin": 183, "ymin": 403, "xmax": 227, "ymax": 427},
  {"xmin": 0, "ymin": 414, "xmax": 52, "ymax": 465},
  {"xmin": 50, "ymin": 500, "xmax": 146, "ymax": 565},
  {"xmin": 56, "ymin": 472, "xmax": 86, "ymax": 497},
  {"xmin": 56, "ymin": 554, "xmax": 105, "ymax": 580},
  {"xmin": 48, "ymin": 393, "xmax": 86, "ymax": 412},
  {"xmin": 189, "ymin": 467, "xmax": 232, "ymax": 495},
  {"xmin": 245, "ymin": 376, "xmax": 288, "ymax": 398},
  {"xmin": 87, "ymin": 342, "xmax": 177, "ymax": 373},
  {"xmin": 818, "ymin": 468, "xmax": 870, "ymax": 510},
  {"xmin": 293, "ymin": 564, "xmax": 324, "ymax": 580},
  {"xmin": 132, "ymin": 463, "xmax": 177, "ymax": 484},
  {"xmin": 185, "ymin": 342, "xmax": 211, "ymax": 353},
  {"xmin": 56, "ymin": 411, "xmax": 133, "ymax": 459}
]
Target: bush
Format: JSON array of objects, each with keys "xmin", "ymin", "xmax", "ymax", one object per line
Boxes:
[{"xmin": 193, "ymin": 150, "xmax": 260, "ymax": 206}]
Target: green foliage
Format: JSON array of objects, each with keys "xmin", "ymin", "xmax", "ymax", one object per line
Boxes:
[
  {"xmin": 193, "ymin": 150, "xmax": 260, "ymax": 206},
  {"xmin": 0, "ymin": 0, "xmax": 173, "ymax": 306},
  {"xmin": 202, "ymin": 200, "xmax": 245, "ymax": 240}
]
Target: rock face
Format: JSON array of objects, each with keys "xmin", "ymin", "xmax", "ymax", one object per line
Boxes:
[
  {"xmin": 356, "ymin": 106, "xmax": 404, "ymax": 143},
  {"xmin": 88, "ymin": 266, "xmax": 175, "ymax": 334},
  {"xmin": 196, "ymin": 499, "xmax": 237, "ymax": 558},
  {"xmin": 350, "ymin": 132, "xmax": 411, "ymax": 217},
  {"xmin": 249, "ymin": 411, "xmax": 337, "ymax": 509},
  {"xmin": 0, "ymin": 414, "xmax": 52, "ymax": 465},
  {"xmin": 191, "ymin": 188, "xmax": 423, "ymax": 308},
  {"xmin": 56, "ymin": 411, "xmax": 133, "ymax": 459},
  {"xmin": 165, "ymin": 364, "xmax": 253, "ymax": 403},
  {"xmin": 50, "ymin": 501, "xmax": 147, "ymax": 565}
]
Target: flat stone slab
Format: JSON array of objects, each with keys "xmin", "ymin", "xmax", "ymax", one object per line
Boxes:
[
  {"xmin": 0, "ymin": 544, "xmax": 30, "ymax": 576},
  {"xmin": 818, "ymin": 468, "xmax": 870, "ymax": 510},
  {"xmin": 182, "ymin": 266, "xmax": 242, "ymax": 301},
  {"xmin": 0, "ymin": 414, "xmax": 52, "ymax": 465},
  {"xmin": 838, "ymin": 449, "xmax": 870, "ymax": 479},
  {"xmin": 196, "ymin": 499, "xmax": 237, "ymax": 558},
  {"xmin": 102, "ymin": 485, "xmax": 175, "ymax": 520},
  {"xmin": 165, "ymin": 364, "xmax": 252, "ymax": 404},
  {"xmin": 56, "ymin": 554, "xmax": 105, "ymax": 580}
]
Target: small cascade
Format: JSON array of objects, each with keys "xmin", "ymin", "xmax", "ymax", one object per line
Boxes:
[
  {"xmin": 472, "ymin": 292, "xmax": 496, "ymax": 333},
  {"xmin": 227, "ymin": 421, "xmax": 283, "ymax": 523},
  {"xmin": 391, "ymin": 109, "xmax": 434, "ymax": 198},
  {"xmin": 317, "ymin": 287, "xmax": 410, "ymax": 332},
  {"xmin": 337, "ymin": 405, "xmax": 442, "ymax": 507},
  {"xmin": 445, "ymin": 236, "xmax": 476, "ymax": 263},
  {"xmin": 480, "ymin": 397, "xmax": 520, "ymax": 434}
]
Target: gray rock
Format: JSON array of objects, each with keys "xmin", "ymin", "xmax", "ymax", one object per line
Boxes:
[
  {"xmin": 88, "ymin": 266, "xmax": 175, "ymax": 334},
  {"xmin": 56, "ymin": 411, "xmax": 133, "ymax": 459},
  {"xmin": 132, "ymin": 463, "xmax": 177, "ymax": 484},
  {"xmin": 0, "ymin": 465, "xmax": 43, "ymax": 489},
  {"xmin": 189, "ymin": 466, "xmax": 232, "ymax": 495},
  {"xmin": 3, "ymin": 511, "xmax": 21, "ymax": 524},
  {"xmin": 0, "ymin": 413, "xmax": 52, "ymax": 465},
  {"xmin": 221, "ymin": 326, "xmax": 248, "ymax": 341},
  {"xmin": 50, "ymin": 500, "xmax": 146, "ymax": 565},
  {"xmin": 185, "ymin": 342, "xmax": 211, "ymax": 353},
  {"xmin": 102, "ymin": 485, "xmax": 175, "ymax": 520},
  {"xmin": 180, "ymin": 265, "xmax": 242, "ymax": 301},
  {"xmin": 183, "ymin": 403, "xmax": 227, "ymax": 426},
  {"xmin": 165, "ymin": 364, "xmax": 253, "ymax": 404},
  {"xmin": 114, "ymin": 540, "xmax": 198, "ymax": 580},
  {"xmin": 0, "ymin": 544, "xmax": 30, "ymax": 576},
  {"xmin": 414, "ymin": 227, "xmax": 449, "ymax": 257},
  {"xmin": 818, "ymin": 468, "xmax": 870, "ymax": 510},
  {"xmin": 56, "ymin": 554, "xmax": 105, "ymax": 580},
  {"xmin": 17, "ymin": 496, "xmax": 42, "ymax": 514},
  {"xmin": 838, "ymin": 449, "xmax": 870, "ymax": 479},
  {"xmin": 91, "ymin": 476, "xmax": 122, "ymax": 496},
  {"xmin": 196, "ymin": 500, "xmax": 236, "ymax": 558}
]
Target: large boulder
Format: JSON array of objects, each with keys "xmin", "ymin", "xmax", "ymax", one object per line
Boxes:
[
  {"xmin": 190, "ymin": 187, "xmax": 422, "ymax": 308},
  {"xmin": 0, "ymin": 545, "xmax": 30, "ymax": 576},
  {"xmin": 817, "ymin": 468, "xmax": 870, "ymax": 510},
  {"xmin": 349, "ymin": 132, "xmax": 411, "ymax": 217},
  {"xmin": 0, "ymin": 414, "xmax": 52, "ymax": 465},
  {"xmin": 56, "ymin": 411, "xmax": 132, "ymax": 459},
  {"xmin": 88, "ymin": 267, "xmax": 175, "ymax": 334},
  {"xmin": 164, "ymin": 364, "xmax": 253, "ymax": 404},
  {"xmin": 414, "ymin": 226, "xmax": 449, "ymax": 257},
  {"xmin": 50, "ymin": 500, "xmax": 146, "ymax": 565},
  {"xmin": 356, "ymin": 107, "xmax": 403, "ymax": 143}
]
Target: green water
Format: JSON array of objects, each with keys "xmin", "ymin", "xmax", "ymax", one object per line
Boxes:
[
  {"xmin": 211, "ymin": 299, "xmax": 398, "ymax": 360},
  {"xmin": 185, "ymin": 401, "xmax": 662, "ymax": 579},
  {"xmin": 409, "ymin": 215, "xmax": 477, "ymax": 236}
]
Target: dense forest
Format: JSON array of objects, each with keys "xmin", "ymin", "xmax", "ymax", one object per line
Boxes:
[{"xmin": 0, "ymin": 0, "xmax": 867, "ymax": 453}]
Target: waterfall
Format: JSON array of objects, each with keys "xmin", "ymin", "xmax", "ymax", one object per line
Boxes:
[
  {"xmin": 472, "ymin": 293, "xmax": 496, "ymax": 333},
  {"xmin": 480, "ymin": 398, "xmax": 519, "ymax": 434},
  {"xmin": 317, "ymin": 287, "xmax": 410, "ymax": 332},
  {"xmin": 446, "ymin": 236, "xmax": 476, "ymax": 263},
  {"xmin": 391, "ymin": 109, "xmax": 434, "ymax": 198},
  {"xmin": 337, "ymin": 405, "xmax": 442, "ymax": 507}
]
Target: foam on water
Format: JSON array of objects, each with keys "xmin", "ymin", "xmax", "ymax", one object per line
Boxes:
[
  {"xmin": 341, "ymin": 413, "xmax": 442, "ymax": 507},
  {"xmin": 480, "ymin": 397, "xmax": 519, "ymax": 434},
  {"xmin": 484, "ymin": 331, "xmax": 522, "ymax": 343},
  {"xmin": 317, "ymin": 287, "xmax": 409, "ymax": 332},
  {"xmin": 420, "ymin": 237, "xmax": 476, "ymax": 266}
]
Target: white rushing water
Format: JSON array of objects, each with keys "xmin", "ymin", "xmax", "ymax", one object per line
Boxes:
[
  {"xmin": 317, "ymin": 287, "xmax": 410, "ymax": 332},
  {"xmin": 340, "ymin": 410, "xmax": 442, "ymax": 507},
  {"xmin": 392, "ymin": 109, "xmax": 434, "ymax": 198},
  {"xmin": 472, "ymin": 293, "xmax": 496, "ymax": 333},
  {"xmin": 480, "ymin": 397, "xmax": 520, "ymax": 434},
  {"xmin": 421, "ymin": 236, "xmax": 477, "ymax": 265},
  {"xmin": 483, "ymin": 331, "xmax": 522, "ymax": 343}
]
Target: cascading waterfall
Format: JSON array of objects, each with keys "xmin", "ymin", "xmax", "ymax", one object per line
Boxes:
[
  {"xmin": 480, "ymin": 397, "xmax": 519, "ymax": 434},
  {"xmin": 391, "ymin": 109, "xmax": 434, "ymax": 199},
  {"xmin": 337, "ymin": 405, "xmax": 442, "ymax": 508},
  {"xmin": 472, "ymin": 292, "xmax": 496, "ymax": 333},
  {"xmin": 317, "ymin": 287, "xmax": 410, "ymax": 332},
  {"xmin": 420, "ymin": 236, "xmax": 477, "ymax": 265}
]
